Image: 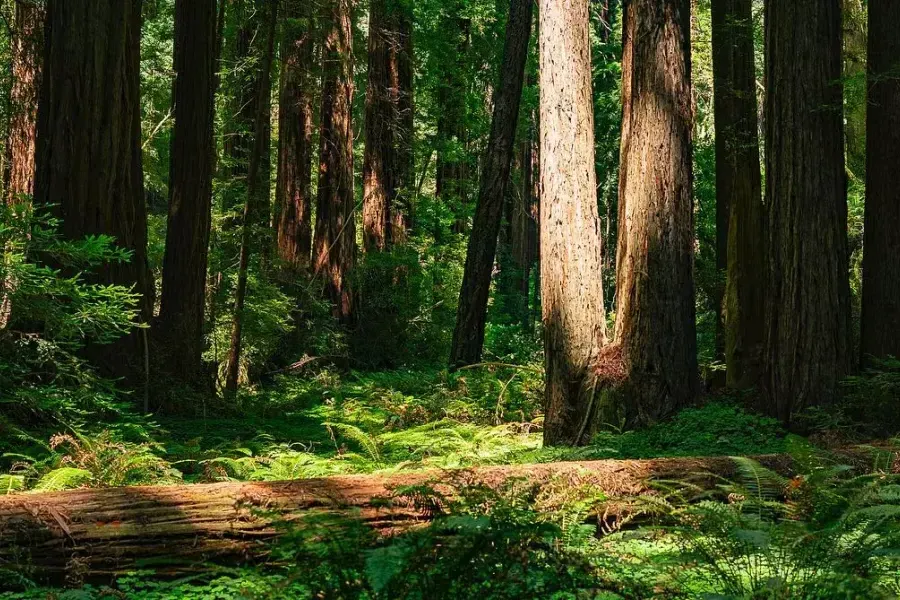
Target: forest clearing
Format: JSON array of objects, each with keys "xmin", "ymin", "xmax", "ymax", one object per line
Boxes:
[{"xmin": 1, "ymin": 0, "xmax": 899, "ymax": 597}]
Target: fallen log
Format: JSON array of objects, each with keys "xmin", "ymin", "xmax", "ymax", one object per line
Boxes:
[{"xmin": 0, "ymin": 451, "xmax": 881, "ymax": 584}]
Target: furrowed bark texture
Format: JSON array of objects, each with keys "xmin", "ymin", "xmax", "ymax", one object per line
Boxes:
[
  {"xmin": 860, "ymin": 0, "xmax": 900, "ymax": 363},
  {"xmin": 763, "ymin": 0, "xmax": 850, "ymax": 422},
  {"xmin": 710, "ymin": 0, "xmax": 763, "ymax": 390},
  {"xmin": 539, "ymin": 0, "xmax": 607, "ymax": 446},
  {"xmin": 394, "ymin": 8, "xmax": 414, "ymax": 236},
  {"xmin": 5, "ymin": 0, "xmax": 43, "ymax": 202},
  {"xmin": 362, "ymin": 0, "xmax": 399, "ymax": 252},
  {"xmin": 0, "ymin": 455, "xmax": 809, "ymax": 582},
  {"xmin": 34, "ymin": 0, "xmax": 153, "ymax": 380},
  {"xmin": 276, "ymin": 1, "xmax": 315, "ymax": 269},
  {"xmin": 449, "ymin": 0, "xmax": 534, "ymax": 368},
  {"xmin": 313, "ymin": 0, "xmax": 357, "ymax": 324},
  {"xmin": 613, "ymin": 0, "xmax": 697, "ymax": 427},
  {"xmin": 157, "ymin": 0, "xmax": 219, "ymax": 390}
]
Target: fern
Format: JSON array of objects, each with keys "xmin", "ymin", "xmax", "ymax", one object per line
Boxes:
[{"xmin": 34, "ymin": 467, "xmax": 92, "ymax": 491}]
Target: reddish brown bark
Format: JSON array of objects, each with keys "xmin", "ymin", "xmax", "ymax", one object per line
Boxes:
[
  {"xmin": 710, "ymin": 0, "xmax": 764, "ymax": 390},
  {"xmin": 612, "ymin": 0, "xmax": 697, "ymax": 427},
  {"xmin": 539, "ymin": 0, "xmax": 607, "ymax": 446},
  {"xmin": 393, "ymin": 8, "xmax": 414, "ymax": 237},
  {"xmin": 313, "ymin": 0, "xmax": 357, "ymax": 324},
  {"xmin": 276, "ymin": 2, "xmax": 315, "ymax": 269},
  {"xmin": 34, "ymin": 0, "xmax": 153, "ymax": 381},
  {"xmin": 861, "ymin": 0, "xmax": 900, "ymax": 363},
  {"xmin": 156, "ymin": 0, "xmax": 219, "ymax": 393},
  {"xmin": 762, "ymin": 0, "xmax": 850, "ymax": 422}
]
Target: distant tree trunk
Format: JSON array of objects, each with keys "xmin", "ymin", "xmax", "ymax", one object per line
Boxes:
[
  {"xmin": 436, "ymin": 14, "xmax": 471, "ymax": 232},
  {"xmin": 539, "ymin": 0, "xmax": 607, "ymax": 446},
  {"xmin": 510, "ymin": 106, "xmax": 538, "ymax": 332},
  {"xmin": 276, "ymin": 2, "xmax": 315, "ymax": 269},
  {"xmin": 33, "ymin": 0, "xmax": 153, "ymax": 382},
  {"xmin": 861, "ymin": 0, "xmax": 900, "ymax": 363},
  {"xmin": 0, "ymin": 0, "xmax": 44, "ymax": 331},
  {"xmin": 362, "ymin": 0, "xmax": 399, "ymax": 252},
  {"xmin": 710, "ymin": 0, "xmax": 763, "ymax": 390},
  {"xmin": 224, "ymin": 0, "xmax": 278, "ymax": 396},
  {"xmin": 155, "ymin": 0, "xmax": 219, "ymax": 395},
  {"xmin": 393, "ymin": 8, "xmax": 414, "ymax": 237},
  {"xmin": 449, "ymin": 0, "xmax": 534, "ymax": 368},
  {"xmin": 763, "ymin": 0, "xmax": 849, "ymax": 422},
  {"xmin": 612, "ymin": 0, "xmax": 696, "ymax": 427},
  {"xmin": 224, "ymin": 0, "xmax": 272, "ymax": 222},
  {"xmin": 5, "ymin": 0, "xmax": 43, "ymax": 203},
  {"xmin": 313, "ymin": 0, "xmax": 356, "ymax": 324}
]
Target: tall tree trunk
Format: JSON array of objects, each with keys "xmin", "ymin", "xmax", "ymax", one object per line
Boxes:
[
  {"xmin": 510, "ymin": 105, "xmax": 538, "ymax": 332},
  {"xmin": 5, "ymin": 0, "xmax": 43, "ymax": 203},
  {"xmin": 362, "ymin": 0, "xmax": 399, "ymax": 252},
  {"xmin": 0, "ymin": 0, "xmax": 44, "ymax": 331},
  {"xmin": 860, "ymin": 0, "xmax": 900, "ymax": 363},
  {"xmin": 612, "ymin": 0, "xmax": 696, "ymax": 427},
  {"xmin": 539, "ymin": 0, "xmax": 607, "ymax": 446},
  {"xmin": 224, "ymin": 0, "xmax": 273, "ymax": 222},
  {"xmin": 763, "ymin": 0, "xmax": 849, "ymax": 422},
  {"xmin": 224, "ymin": 0, "xmax": 278, "ymax": 397},
  {"xmin": 276, "ymin": 1, "xmax": 315, "ymax": 269},
  {"xmin": 449, "ymin": 0, "xmax": 534, "ymax": 368},
  {"xmin": 156, "ymin": 0, "xmax": 219, "ymax": 396},
  {"xmin": 313, "ymin": 0, "xmax": 356, "ymax": 324},
  {"xmin": 33, "ymin": 0, "xmax": 153, "ymax": 382},
  {"xmin": 710, "ymin": 0, "xmax": 763, "ymax": 390},
  {"xmin": 393, "ymin": 8, "xmax": 414, "ymax": 237}
]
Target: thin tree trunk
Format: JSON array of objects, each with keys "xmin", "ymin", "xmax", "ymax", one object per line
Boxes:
[
  {"xmin": 611, "ymin": 0, "xmax": 696, "ymax": 428},
  {"xmin": 393, "ymin": 7, "xmax": 414, "ymax": 237},
  {"xmin": 362, "ymin": 0, "xmax": 399, "ymax": 252},
  {"xmin": 539, "ymin": 0, "xmax": 607, "ymax": 446},
  {"xmin": 276, "ymin": 1, "xmax": 315, "ymax": 269},
  {"xmin": 156, "ymin": 0, "xmax": 219, "ymax": 396},
  {"xmin": 449, "ymin": 0, "xmax": 534, "ymax": 368},
  {"xmin": 860, "ymin": 0, "xmax": 900, "ymax": 363},
  {"xmin": 762, "ymin": 0, "xmax": 849, "ymax": 422},
  {"xmin": 312, "ymin": 0, "xmax": 356, "ymax": 324},
  {"xmin": 710, "ymin": 0, "xmax": 763, "ymax": 391},
  {"xmin": 224, "ymin": 0, "xmax": 278, "ymax": 397},
  {"xmin": 33, "ymin": 0, "xmax": 153, "ymax": 383}
]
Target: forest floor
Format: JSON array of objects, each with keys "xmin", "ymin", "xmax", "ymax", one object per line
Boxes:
[{"xmin": 2, "ymin": 366, "xmax": 899, "ymax": 598}]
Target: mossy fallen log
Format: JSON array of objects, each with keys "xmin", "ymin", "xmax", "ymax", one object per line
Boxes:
[{"xmin": 0, "ymin": 451, "xmax": 883, "ymax": 583}]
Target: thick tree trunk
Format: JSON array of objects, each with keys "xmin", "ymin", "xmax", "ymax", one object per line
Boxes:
[
  {"xmin": 313, "ymin": 0, "xmax": 357, "ymax": 324},
  {"xmin": 224, "ymin": 1, "xmax": 278, "ymax": 397},
  {"xmin": 762, "ymin": 0, "xmax": 850, "ymax": 422},
  {"xmin": 539, "ymin": 0, "xmax": 607, "ymax": 446},
  {"xmin": 0, "ymin": 454, "xmax": 810, "ymax": 583},
  {"xmin": 612, "ymin": 0, "xmax": 697, "ymax": 427},
  {"xmin": 156, "ymin": 0, "xmax": 219, "ymax": 394},
  {"xmin": 5, "ymin": 0, "xmax": 43, "ymax": 203},
  {"xmin": 276, "ymin": 2, "xmax": 315, "ymax": 269},
  {"xmin": 362, "ymin": 0, "xmax": 399, "ymax": 252},
  {"xmin": 33, "ymin": 0, "xmax": 153, "ymax": 382},
  {"xmin": 0, "ymin": 0, "xmax": 43, "ymax": 332},
  {"xmin": 710, "ymin": 0, "xmax": 763, "ymax": 391},
  {"xmin": 860, "ymin": 0, "xmax": 900, "ymax": 363},
  {"xmin": 449, "ymin": 0, "xmax": 534, "ymax": 368}
]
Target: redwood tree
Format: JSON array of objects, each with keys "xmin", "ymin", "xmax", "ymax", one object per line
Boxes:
[
  {"xmin": 539, "ymin": 0, "xmax": 607, "ymax": 446},
  {"xmin": 613, "ymin": 0, "xmax": 697, "ymax": 426},
  {"xmin": 449, "ymin": 0, "xmax": 534, "ymax": 367},
  {"xmin": 313, "ymin": 0, "xmax": 357, "ymax": 324},
  {"xmin": 710, "ymin": 0, "xmax": 763, "ymax": 390},
  {"xmin": 861, "ymin": 0, "xmax": 900, "ymax": 363},
  {"xmin": 5, "ymin": 0, "xmax": 43, "ymax": 202},
  {"xmin": 156, "ymin": 0, "xmax": 219, "ymax": 390},
  {"xmin": 276, "ymin": 1, "xmax": 316, "ymax": 268},
  {"xmin": 763, "ymin": 0, "xmax": 849, "ymax": 421},
  {"xmin": 34, "ymin": 0, "xmax": 153, "ymax": 380}
]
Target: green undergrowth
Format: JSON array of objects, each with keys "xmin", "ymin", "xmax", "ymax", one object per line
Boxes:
[{"xmin": 2, "ymin": 366, "xmax": 791, "ymax": 492}]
